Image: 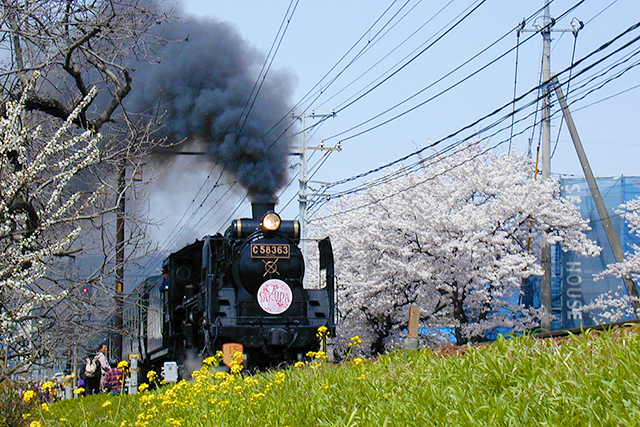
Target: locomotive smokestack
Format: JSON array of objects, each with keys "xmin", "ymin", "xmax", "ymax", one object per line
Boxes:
[{"xmin": 252, "ymin": 201, "xmax": 276, "ymax": 219}]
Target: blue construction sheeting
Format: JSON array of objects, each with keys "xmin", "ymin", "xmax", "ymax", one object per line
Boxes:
[{"xmin": 554, "ymin": 176, "xmax": 640, "ymax": 330}]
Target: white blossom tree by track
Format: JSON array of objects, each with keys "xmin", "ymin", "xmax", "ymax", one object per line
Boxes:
[
  {"xmin": 580, "ymin": 197, "xmax": 640, "ymax": 323},
  {"xmin": 1, "ymin": 0, "xmax": 177, "ymax": 370},
  {"xmin": 0, "ymin": 79, "xmax": 104, "ymax": 384},
  {"xmin": 313, "ymin": 141, "xmax": 601, "ymax": 353}
]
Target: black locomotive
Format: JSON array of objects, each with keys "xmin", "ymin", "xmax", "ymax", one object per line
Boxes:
[{"xmin": 123, "ymin": 201, "xmax": 335, "ymax": 373}]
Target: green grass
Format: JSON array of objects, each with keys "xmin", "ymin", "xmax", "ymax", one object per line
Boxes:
[{"xmin": 27, "ymin": 326, "xmax": 640, "ymax": 427}]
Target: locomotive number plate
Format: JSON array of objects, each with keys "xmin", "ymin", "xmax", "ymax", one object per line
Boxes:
[{"xmin": 251, "ymin": 243, "xmax": 290, "ymax": 259}]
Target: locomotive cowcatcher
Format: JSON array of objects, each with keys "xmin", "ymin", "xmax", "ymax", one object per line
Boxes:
[{"xmin": 124, "ymin": 201, "xmax": 335, "ymax": 373}]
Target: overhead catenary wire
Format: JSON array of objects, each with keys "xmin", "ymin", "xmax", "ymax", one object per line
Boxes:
[
  {"xmin": 304, "ymin": 19, "xmax": 640, "ymax": 216},
  {"xmin": 189, "ymin": 0, "xmax": 565, "ymax": 229},
  {"xmin": 318, "ymin": 0, "xmax": 586, "ymax": 146}
]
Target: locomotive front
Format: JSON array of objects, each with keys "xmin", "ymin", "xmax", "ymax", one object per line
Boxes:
[
  {"xmin": 209, "ymin": 202, "xmax": 334, "ymax": 367},
  {"xmin": 231, "ymin": 204, "xmax": 304, "ymax": 313}
]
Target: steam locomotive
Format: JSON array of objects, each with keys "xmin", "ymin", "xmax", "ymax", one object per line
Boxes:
[{"xmin": 123, "ymin": 202, "xmax": 336, "ymax": 373}]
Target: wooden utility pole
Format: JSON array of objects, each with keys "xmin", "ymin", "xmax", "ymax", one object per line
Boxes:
[{"xmin": 114, "ymin": 157, "xmax": 126, "ymax": 360}]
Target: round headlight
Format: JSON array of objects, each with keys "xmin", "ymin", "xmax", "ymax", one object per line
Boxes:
[{"xmin": 261, "ymin": 212, "xmax": 281, "ymax": 231}]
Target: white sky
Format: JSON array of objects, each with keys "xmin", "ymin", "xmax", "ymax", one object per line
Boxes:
[{"xmin": 165, "ymin": 0, "xmax": 640, "ymax": 234}]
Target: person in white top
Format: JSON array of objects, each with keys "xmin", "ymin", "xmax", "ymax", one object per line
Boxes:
[{"xmin": 85, "ymin": 343, "xmax": 111, "ymax": 395}]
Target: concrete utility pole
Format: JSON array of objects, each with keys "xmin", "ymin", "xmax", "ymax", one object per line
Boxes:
[
  {"xmin": 552, "ymin": 77, "xmax": 640, "ymax": 310},
  {"xmin": 539, "ymin": 0, "xmax": 553, "ymax": 331},
  {"xmin": 522, "ymin": 1, "xmax": 582, "ymax": 330},
  {"xmin": 294, "ymin": 111, "xmax": 338, "ymax": 259}
]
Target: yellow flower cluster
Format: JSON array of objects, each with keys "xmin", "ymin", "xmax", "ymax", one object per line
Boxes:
[
  {"xmin": 348, "ymin": 336, "xmax": 363, "ymax": 348},
  {"xmin": 74, "ymin": 387, "xmax": 85, "ymax": 395},
  {"xmin": 316, "ymin": 325, "xmax": 329, "ymax": 341},
  {"xmin": 138, "ymin": 383, "xmax": 149, "ymax": 392},
  {"xmin": 22, "ymin": 390, "xmax": 36, "ymax": 403},
  {"xmin": 229, "ymin": 351, "xmax": 244, "ymax": 374},
  {"xmin": 146, "ymin": 370, "xmax": 157, "ymax": 382},
  {"xmin": 274, "ymin": 372, "xmax": 286, "ymax": 384},
  {"xmin": 203, "ymin": 351, "xmax": 223, "ymax": 367},
  {"xmin": 41, "ymin": 381, "xmax": 54, "ymax": 393},
  {"xmin": 306, "ymin": 351, "xmax": 328, "ymax": 361},
  {"xmin": 118, "ymin": 360, "xmax": 130, "ymax": 370}
]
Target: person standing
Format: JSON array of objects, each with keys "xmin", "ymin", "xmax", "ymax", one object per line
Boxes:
[
  {"xmin": 103, "ymin": 360, "xmax": 126, "ymax": 395},
  {"xmin": 62, "ymin": 369, "xmax": 75, "ymax": 399},
  {"xmin": 85, "ymin": 344, "xmax": 110, "ymax": 395}
]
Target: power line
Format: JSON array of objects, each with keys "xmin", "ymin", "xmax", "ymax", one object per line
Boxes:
[{"xmin": 303, "ymin": 18, "xmax": 640, "ymax": 216}]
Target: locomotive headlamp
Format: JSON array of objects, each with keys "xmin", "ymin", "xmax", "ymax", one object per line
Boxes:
[{"xmin": 261, "ymin": 212, "xmax": 281, "ymax": 231}]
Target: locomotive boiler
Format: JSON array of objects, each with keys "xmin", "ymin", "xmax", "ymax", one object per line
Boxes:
[{"xmin": 124, "ymin": 201, "xmax": 335, "ymax": 372}]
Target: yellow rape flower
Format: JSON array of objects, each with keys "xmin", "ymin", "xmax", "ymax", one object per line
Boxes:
[
  {"xmin": 316, "ymin": 325, "xmax": 329, "ymax": 340},
  {"xmin": 146, "ymin": 370, "xmax": 157, "ymax": 382},
  {"xmin": 22, "ymin": 390, "xmax": 36, "ymax": 403},
  {"xmin": 102, "ymin": 401, "xmax": 113, "ymax": 408},
  {"xmin": 214, "ymin": 371, "xmax": 229, "ymax": 380},
  {"xmin": 353, "ymin": 357, "xmax": 365, "ymax": 365},
  {"xmin": 41, "ymin": 403, "xmax": 49, "ymax": 412},
  {"xmin": 232, "ymin": 351, "xmax": 244, "ymax": 364},
  {"xmin": 117, "ymin": 360, "xmax": 129, "ymax": 370},
  {"xmin": 203, "ymin": 356, "xmax": 216, "ymax": 366},
  {"xmin": 293, "ymin": 361, "xmax": 304, "ymax": 368},
  {"xmin": 41, "ymin": 381, "xmax": 54, "ymax": 393},
  {"xmin": 349, "ymin": 336, "xmax": 363, "ymax": 347},
  {"xmin": 274, "ymin": 372, "xmax": 286, "ymax": 384},
  {"xmin": 138, "ymin": 383, "xmax": 149, "ymax": 392},
  {"xmin": 74, "ymin": 387, "xmax": 85, "ymax": 395},
  {"xmin": 230, "ymin": 363, "xmax": 243, "ymax": 374},
  {"xmin": 30, "ymin": 421, "xmax": 42, "ymax": 427},
  {"xmin": 314, "ymin": 351, "xmax": 328, "ymax": 361}
]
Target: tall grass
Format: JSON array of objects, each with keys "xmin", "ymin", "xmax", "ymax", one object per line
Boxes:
[{"xmin": 27, "ymin": 326, "xmax": 640, "ymax": 426}]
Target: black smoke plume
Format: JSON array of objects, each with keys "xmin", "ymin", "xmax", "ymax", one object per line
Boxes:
[{"xmin": 128, "ymin": 16, "xmax": 296, "ymax": 202}]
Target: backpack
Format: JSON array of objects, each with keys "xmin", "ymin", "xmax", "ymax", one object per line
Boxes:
[{"xmin": 84, "ymin": 356, "xmax": 98, "ymax": 378}]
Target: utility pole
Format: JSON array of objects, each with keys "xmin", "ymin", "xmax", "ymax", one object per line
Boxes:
[
  {"xmin": 114, "ymin": 157, "xmax": 126, "ymax": 361},
  {"xmin": 522, "ymin": 1, "xmax": 582, "ymax": 330},
  {"xmin": 539, "ymin": 0, "xmax": 553, "ymax": 331},
  {"xmin": 294, "ymin": 111, "xmax": 339, "ymax": 259}
]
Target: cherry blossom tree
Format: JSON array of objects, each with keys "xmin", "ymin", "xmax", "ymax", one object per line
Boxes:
[
  {"xmin": 580, "ymin": 197, "xmax": 640, "ymax": 323},
  {"xmin": 1, "ymin": 0, "xmax": 177, "ymax": 369},
  {"xmin": 0, "ymin": 79, "xmax": 104, "ymax": 384},
  {"xmin": 313, "ymin": 141, "xmax": 600, "ymax": 353}
]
